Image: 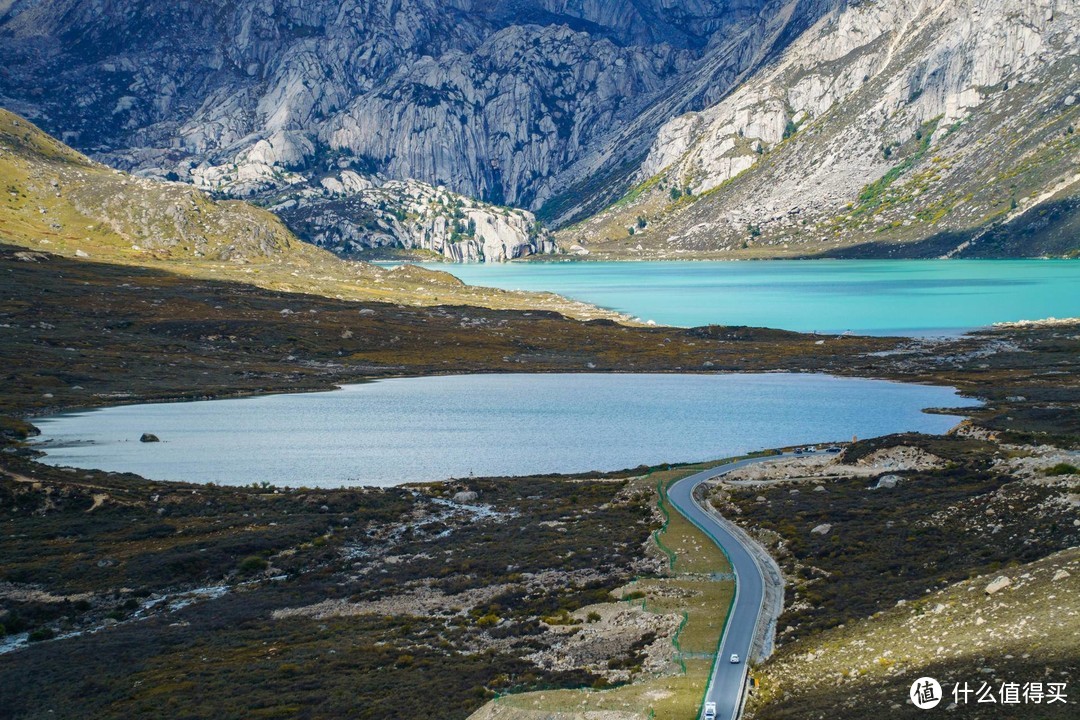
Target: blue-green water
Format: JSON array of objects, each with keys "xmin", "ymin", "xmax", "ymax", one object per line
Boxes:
[
  {"xmin": 405, "ymin": 260, "xmax": 1080, "ymax": 335},
  {"xmin": 34, "ymin": 373, "xmax": 977, "ymax": 487}
]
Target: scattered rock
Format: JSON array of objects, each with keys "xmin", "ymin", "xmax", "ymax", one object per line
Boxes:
[
  {"xmin": 13, "ymin": 251, "xmax": 48, "ymax": 262},
  {"xmin": 870, "ymin": 474, "xmax": 901, "ymax": 490},
  {"xmin": 1052, "ymin": 569, "xmax": 1071, "ymax": 582},
  {"xmin": 811, "ymin": 523, "xmax": 832, "ymax": 535},
  {"xmin": 984, "ymin": 576, "xmax": 1011, "ymax": 595},
  {"xmin": 139, "ymin": 433, "xmax": 160, "ymax": 443},
  {"xmin": 74, "ymin": 249, "xmax": 89, "ymax": 258},
  {"xmin": 452, "ymin": 490, "xmax": 479, "ymax": 504}
]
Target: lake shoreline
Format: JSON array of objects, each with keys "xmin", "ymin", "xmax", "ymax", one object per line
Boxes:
[
  {"xmin": 3, "ymin": 247, "xmax": 1076, "ymax": 474},
  {"xmin": 390, "ymin": 258, "xmax": 1080, "ymax": 335},
  {"xmin": 30, "ymin": 373, "xmax": 979, "ymax": 487}
]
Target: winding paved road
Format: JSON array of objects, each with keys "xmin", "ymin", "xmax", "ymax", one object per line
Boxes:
[{"xmin": 667, "ymin": 452, "xmax": 818, "ymax": 720}]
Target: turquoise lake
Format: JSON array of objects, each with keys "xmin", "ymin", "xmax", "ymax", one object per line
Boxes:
[
  {"xmin": 34, "ymin": 374, "xmax": 978, "ymax": 487},
  {"xmin": 402, "ymin": 259, "xmax": 1080, "ymax": 335}
]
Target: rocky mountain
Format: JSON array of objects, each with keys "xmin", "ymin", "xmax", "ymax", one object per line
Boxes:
[
  {"xmin": 1, "ymin": 0, "xmax": 1076, "ymax": 260},
  {"xmin": 0, "ymin": 0, "xmax": 844, "ymax": 258},
  {"xmin": 563, "ymin": 0, "xmax": 1080, "ymax": 258}
]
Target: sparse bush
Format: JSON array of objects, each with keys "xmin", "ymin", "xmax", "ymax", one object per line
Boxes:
[
  {"xmin": 238, "ymin": 555, "xmax": 268, "ymax": 574},
  {"xmin": 27, "ymin": 627, "xmax": 55, "ymax": 642},
  {"xmin": 1043, "ymin": 463, "xmax": 1078, "ymax": 476}
]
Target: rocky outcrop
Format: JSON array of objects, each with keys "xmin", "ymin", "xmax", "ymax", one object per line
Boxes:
[
  {"xmin": 563, "ymin": 0, "xmax": 1080, "ymax": 259},
  {"xmin": 273, "ymin": 177, "xmax": 556, "ymax": 262},
  {"xmin": 451, "ymin": 490, "xmax": 479, "ymax": 504}
]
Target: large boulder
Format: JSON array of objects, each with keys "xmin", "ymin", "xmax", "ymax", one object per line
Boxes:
[
  {"xmin": 984, "ymin": 576, "xmax": 1012, "ymax": 595},
  {"xmin": 870, "ymin": 474, "xmax": 902, "ymax": 490}
]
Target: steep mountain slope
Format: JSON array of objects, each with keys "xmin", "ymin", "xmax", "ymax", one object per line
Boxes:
[
  {"xmin": 2, "ymin": 1, "xmax": 1075, "ymax": 260},
  {"xmin": 564, "ymin": 0, "xmax": 1080, "ymax": 259},
  {"xmin": 0, "ymin": 109, "xmax": 614, "ymax": 318},
  {"xmin": 0, "ymin": 1, "xmax": 836, "ymax": 217}
]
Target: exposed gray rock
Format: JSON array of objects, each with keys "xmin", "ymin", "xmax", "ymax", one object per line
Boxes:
[
  {"xmin": 567, "ymin": 0, "xmax": 1080, "ymax": 258},
  {"xmin": 139, "ymin": 433, "xmax": 160, "ymax": 443},
  {"xmin": 871, "ymin": 474, "xmax": 902, "ymax": 490},
  {"xmin": 810, "ymin": 523, "xmax": 832, "ymax": 535},
  {"xmin": 275, "ymin": 178, "xmax": 555, "ymax": 262},
  {"xmin": 452, "ymin": 490, "xmax": 479, "ymax": 504},
  {"xmin": 984, "ymin": 575, "xmax": 1012, "ymax": 595},
  {"xmin": 3, "ymin": 1, "xmax": 1073, "ymax": 261},
  {"xmin": 0, "ymin": 0, "xmax": 838, "ymax": 230}
]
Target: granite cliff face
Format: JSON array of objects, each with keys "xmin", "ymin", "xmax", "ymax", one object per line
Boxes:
[
  {"xmin": 1, "ymin": 0, "xmax": 1076, "ymax": 260},
  {"xmin": 0, "ymin": 0, "xmax": 839, "ymax": 258},
  {"xmin": 0, "ymin": 0, "xmax": 758, "ymax": 206},
  {"xmin": 565, "ymin": 0, "xmax": 1080, "ymax": 258}
]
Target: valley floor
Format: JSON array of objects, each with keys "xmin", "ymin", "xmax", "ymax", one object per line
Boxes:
[{"xmin": 1, "ymin": 243, "xmax": 1078, "ymax": 719}]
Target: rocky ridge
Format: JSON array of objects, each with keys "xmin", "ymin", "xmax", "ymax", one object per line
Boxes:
[
  {"xmin": 0, "ymin": 0, "xmax": 756, "ymax": 207},
  {"xmin": 0, "ymin": 0, "xmax": 844, "ymax": 254},
  {"xmin": 563, "ymin": 0, "xmax": 1080, "ymax": 259},
  {"xmin": 1, "ymin": 1, "xmax": 1076, "ymax": 260}
]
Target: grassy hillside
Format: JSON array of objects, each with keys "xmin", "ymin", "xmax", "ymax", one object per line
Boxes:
[{"xmin": 0, "ymin": 109, "xmax": 613, "ymax": 319}]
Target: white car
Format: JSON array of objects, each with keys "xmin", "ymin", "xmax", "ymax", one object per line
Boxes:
[
  {"xmin": 730, "ymin": 653, "xmax": 740, "ymax": 663},
  {"xmin": 702, "ymin": 701, "xmax": 717, "ymax": 720}
]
